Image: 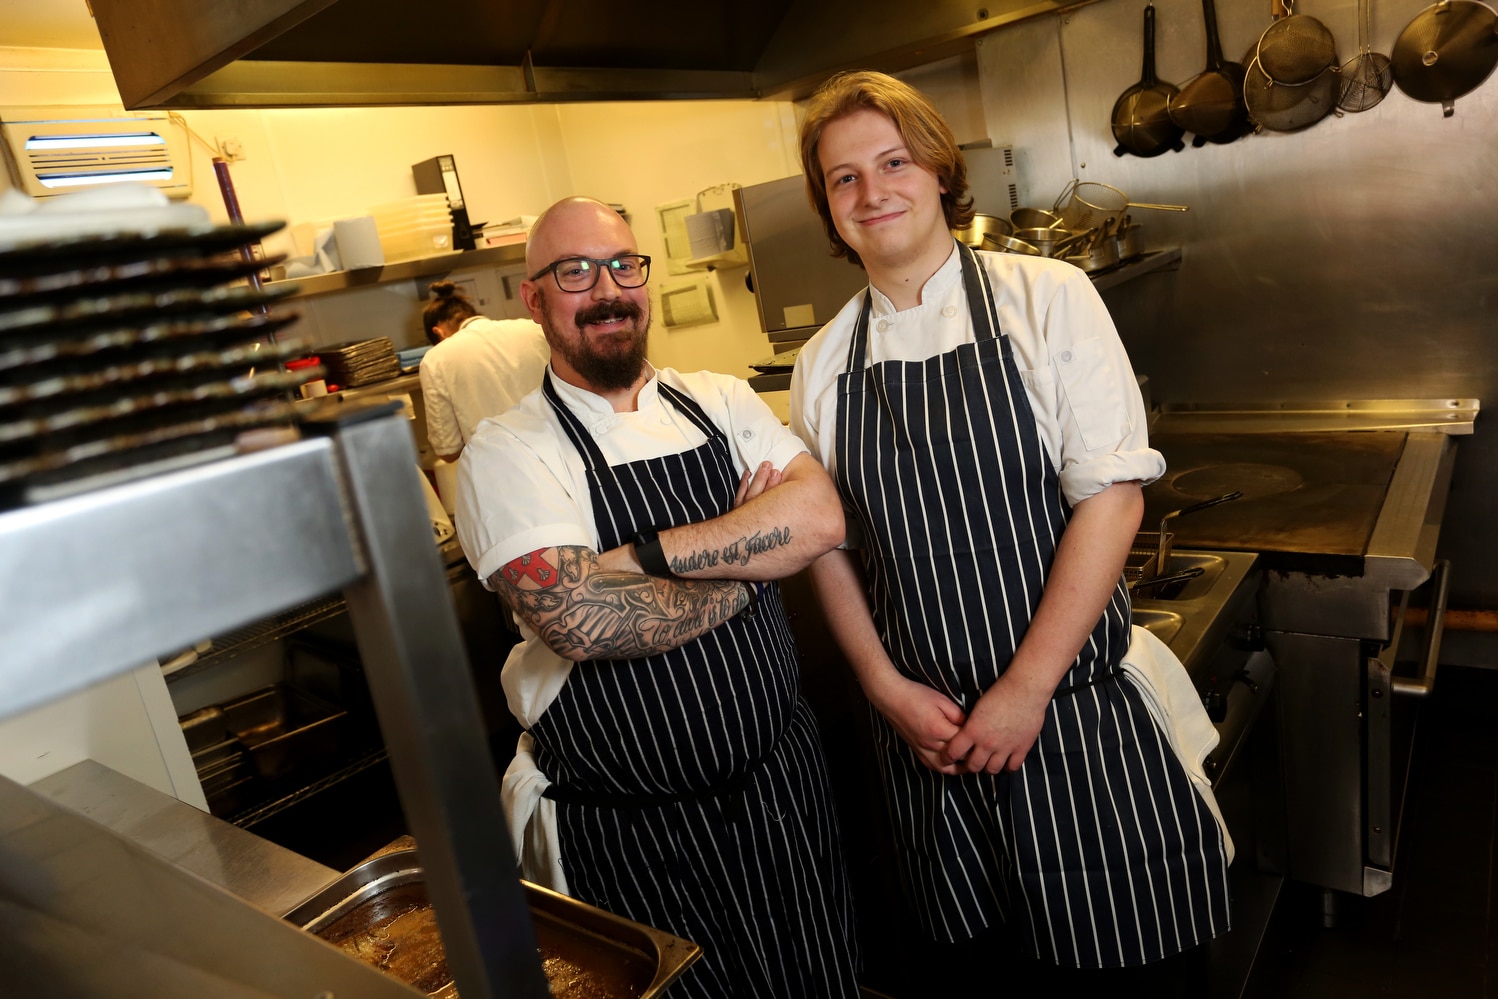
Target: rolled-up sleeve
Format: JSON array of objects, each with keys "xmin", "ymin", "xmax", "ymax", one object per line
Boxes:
[{"xmin": 1018, "ymin": 262, "xmax": 1165, "ymax": 507}]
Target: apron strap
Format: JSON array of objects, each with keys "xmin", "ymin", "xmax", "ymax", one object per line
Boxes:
[
  {"xmin": 542, "ymin": 370, "xmax": 609, "ymax": 471},
  {"xmin": 957, "ymin": 241, "xmax": 1002, "ymax": 344},
  {"xmin": 657, "ymin": 382, "xmax": 728, "ymax": 445}
]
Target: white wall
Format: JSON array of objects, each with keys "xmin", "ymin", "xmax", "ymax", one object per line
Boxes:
[{"xmin": 0, "ymin": 664, "xmax": 206, "ymax": 806}]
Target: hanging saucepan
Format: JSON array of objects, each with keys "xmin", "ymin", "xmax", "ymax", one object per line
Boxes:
[
  {"xmin": 1113, "ymin": 4, "xmax": 1187, "ymax": 158},
  {"xmin": 1391, "ymin": 0, "xmax": 1498, "ymax": 117},
  {"xmin": 1168, "ymin": 0, "xmax": 1255, "ymax": 146}
]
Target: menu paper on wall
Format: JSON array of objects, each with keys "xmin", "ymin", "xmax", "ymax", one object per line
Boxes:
[{"xmin": 655, "ymin": 200, "xmax": 695, "ymax": 276}]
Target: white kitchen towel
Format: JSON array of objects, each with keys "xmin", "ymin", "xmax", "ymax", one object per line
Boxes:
[
  {"xmin": 1118, "ymin": 624, "xmax": 1235, "ymax": 865},
  {"xmin": 500, "ymin": 733, "xmax": 568, "ymax": 893}
]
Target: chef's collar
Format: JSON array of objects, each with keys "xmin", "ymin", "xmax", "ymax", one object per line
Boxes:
[
  {"xmin": 544, "ymin": 362, "xmax": 660, "ymax": 418},
  {"xmin": 866, "ymin": 240, "xmax": 962, "ymax": 317}
]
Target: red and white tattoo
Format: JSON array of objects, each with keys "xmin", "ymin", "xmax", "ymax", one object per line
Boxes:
[{"xmin": 502, "ymin": 550, "xmax": 559, "ymax": 589}]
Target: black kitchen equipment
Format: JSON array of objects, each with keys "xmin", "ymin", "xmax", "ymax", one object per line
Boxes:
[
  {"xmin": 1391, "ymin": 0, "xmax": 1498, "ymax": 116},
  {"xmin": 1340, "ymin": 0, "xmax": 1395, "ymax": 110},
  {"xmin": 412, "ymin": 155, "xmax": 478, "ymax": 250},
  {"xmin": 1245, "ymin": 57, "xmax": 1344, "ymax": 131},
  {"xmin": 1257, "ymin": 0, "xmax": 1340, "ymax": 85},
  {"xmin": 1168, "ymin": 0, "xmax": 1255, "ymax": 145},
  {"xmin": 0, "ymin": 221, "xmax": 312, "ymax": 510},
  {"xmin": 1112, "ymin": 4, "xmax": 1187, "ymax": 158}
]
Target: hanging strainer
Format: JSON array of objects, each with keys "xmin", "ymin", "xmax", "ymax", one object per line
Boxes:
[
  {"xmin": 1053, "ymin": 180, "xmax": 1189, "ymax": 232},
  {"xmin": 1245, "ymin": 56, "xmax": 1344, "ymax": 131},
  {"xmin": 1339, "ymin": 0, "xmax": 1394, "ymax": 111},
  {"xmin": 1257, "ymin": 0, "xmax": 1340, "ymax": 84}
]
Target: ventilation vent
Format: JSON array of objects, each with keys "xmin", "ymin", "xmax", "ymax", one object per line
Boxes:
[{"xmin": 0, "ymin": 106, "xmax": 193, "ymax": 199}]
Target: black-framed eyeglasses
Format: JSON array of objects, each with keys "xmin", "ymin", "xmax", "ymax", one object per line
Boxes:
[{"xmin": 529, "ymin": 254, "xmax": 652, "ymax": 293}]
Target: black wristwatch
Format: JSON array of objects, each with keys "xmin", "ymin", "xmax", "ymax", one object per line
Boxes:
[
  {"xmin": 739, "ymin": 580, "xmax": 767, "ymax": 619},
  {"xmin": 632, "ymin": 529, "xmax": 675, "ymax": 578}
]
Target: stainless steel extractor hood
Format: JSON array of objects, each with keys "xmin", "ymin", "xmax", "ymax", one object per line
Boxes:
[{"xmin": 88, "ymin": 0, "xmax": 1071, "ymax": 110}]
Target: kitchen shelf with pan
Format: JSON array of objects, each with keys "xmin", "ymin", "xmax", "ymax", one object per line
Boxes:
[
  {"xmin": 744, "ymin": 248, "xmax": 1182, "ymax": 388},
  {"xmin": 0, "ymin": 405, "xmax": 556, "ymax": 998},
  {"xmin": 262, "ymin": 242, "xmax": 528, "ymax": 300}
]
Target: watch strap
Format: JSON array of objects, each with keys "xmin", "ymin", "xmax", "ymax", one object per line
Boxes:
[{"xmin": 632, "ymin": 529, "xmax": 675, "ymax": 578}]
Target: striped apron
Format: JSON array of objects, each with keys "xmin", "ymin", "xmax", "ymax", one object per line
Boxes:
[
  {"xmin": 833, "ymin": 244, "xmax": 1230, "ymax": 969},
  {"xmin": 529, "ymin": 373, "xmax": 860, "ymax": 998}
]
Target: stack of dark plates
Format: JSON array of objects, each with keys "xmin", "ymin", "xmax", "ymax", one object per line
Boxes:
[
  {"xmin": 0, "ymin": 221, "xmax": 319, "ymax": 509},
  {"xmin": 318, "ymin": 337, "xmax": 401, "ymax": 389}
]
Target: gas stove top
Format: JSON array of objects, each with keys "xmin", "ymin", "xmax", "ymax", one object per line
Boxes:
[
  {"xmin": 1141, "ymin": 399, "xmax": 1474, "ymax": 582},
  {"xmin": 1143, "ymin": 431, "xmax": 1407, "ymax": 570}
]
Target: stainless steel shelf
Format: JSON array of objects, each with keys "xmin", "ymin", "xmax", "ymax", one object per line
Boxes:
[
  {"xmin": 265, "ymin": 243, "xmax": 528, "ymax": 299},
  {"xmin": 1090, "ymin": 247, "xmax": 1183, "ymax": 292},
  {"xmin": 0, "ymin": 408, "xmax": 549, "ymax": 999}
]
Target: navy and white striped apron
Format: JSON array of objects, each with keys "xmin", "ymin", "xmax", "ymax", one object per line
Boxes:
[
  {"xmin": 834, "ymin": 244, "xmax": 1230, "ymax": 969},
  {"xmin": 529, "ymin": 373, "xmax": 860, "ymax": 998}
]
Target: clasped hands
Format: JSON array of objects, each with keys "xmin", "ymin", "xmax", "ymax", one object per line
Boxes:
[{"xmin": 869, "ymin": 670, "xmax": 1049, "ymax": 776}]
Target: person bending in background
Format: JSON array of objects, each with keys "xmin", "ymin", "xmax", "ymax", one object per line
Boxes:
[
  {"xmin": 418, "ymin": 280, "xmax": 551, "ymax": 462},
  {"xmin": 789, "ymin": 71, "xmax": 1231, "ymax": 997},
  {"xmin": 453, "ymin": 196, "xmax": 860, "ymax": 999}
]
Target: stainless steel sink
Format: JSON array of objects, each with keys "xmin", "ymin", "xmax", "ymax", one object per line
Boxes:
[
  {"xmin": 1131, "ymin": 550, "xmax": 1261, "ymax": 680},
  {"xmin": 1131, "ymin": 607, "xmax": 1185, "ymax": 646}
]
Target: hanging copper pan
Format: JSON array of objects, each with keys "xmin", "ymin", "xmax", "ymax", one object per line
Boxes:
[
  {"xmin": 1168, "ymin": 0, "xmax": 1255, "ymax": 146},
  {"xmin": 1391, "ymin": 0, "xmax": 1498, "ymax": 116},
  {"xmin": 1112, "ymin": 4, "xmax": 1186, "ymax": 158}
]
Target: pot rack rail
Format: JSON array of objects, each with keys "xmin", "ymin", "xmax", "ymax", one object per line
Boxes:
[{"xmin": 0, "ymin": 404, "xmax": 550, "ymax": 998}]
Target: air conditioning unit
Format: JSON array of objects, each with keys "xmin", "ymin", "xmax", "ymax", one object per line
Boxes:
[{"xmin": 0, "ymin": 106, "xmax": 193, "ymax": 199}]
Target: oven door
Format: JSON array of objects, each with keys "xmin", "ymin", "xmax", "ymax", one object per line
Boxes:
[
  {"xmin": 1365, "ymin": 558, "xmax": 1451, "ymax": 893},
  {"xmin": 1272, "ymin": 560, "xmax": 1450, "ymax": 897}
]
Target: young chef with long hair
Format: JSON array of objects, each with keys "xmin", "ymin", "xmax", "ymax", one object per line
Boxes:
[{"xmin": 789, "ymin": 70, "xmax": 1231, "ymax": 997}]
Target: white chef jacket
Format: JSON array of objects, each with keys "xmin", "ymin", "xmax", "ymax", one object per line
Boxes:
[
  {"xmin": 418, "ymin": 315, "xmax": 551, "ymax": 454},
  {"xmin": 455, "ymin": 364, "xmax": 810, "ymax": 728},
  {"xmin": 790, "ymin": 245, "xmax": 1164, "ymax": 522}
]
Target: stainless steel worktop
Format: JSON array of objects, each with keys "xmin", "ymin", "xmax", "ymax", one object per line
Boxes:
[{"xmin": 31, "ymin": 760, "xmax": 339, "ymax": 919}]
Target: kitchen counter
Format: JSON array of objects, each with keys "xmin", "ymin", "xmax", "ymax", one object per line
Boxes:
[{"xmin": 30, "ymin": 759, "xmax": 340, "ymax": 918}]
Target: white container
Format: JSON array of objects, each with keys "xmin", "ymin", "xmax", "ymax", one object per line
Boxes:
[{"xmin": 332, "ymin": 216, "xmax": 385, "ymax": 269}]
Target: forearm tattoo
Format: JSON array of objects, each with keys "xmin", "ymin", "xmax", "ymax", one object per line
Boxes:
[
  {"xmin": 668, "ymin": 525, "xmax": 793, "ymax": 576},
  {"xmin": 490, "ymin": 546, "xmax": 748, "ymax": 660}
]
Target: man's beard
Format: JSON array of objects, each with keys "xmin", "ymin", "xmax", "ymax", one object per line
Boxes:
[{"xmin": 542, "ymin": 293, "xmax": 650, "ymax": 392}]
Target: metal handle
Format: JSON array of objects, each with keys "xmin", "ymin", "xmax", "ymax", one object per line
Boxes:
[
  {"xmin": 1129, "ymin": 565, "xmax": 1206, "ymax": 593},
  {"xmin": 1392, "ymin": 558, "xmax": 1451, "ymax": 698}
]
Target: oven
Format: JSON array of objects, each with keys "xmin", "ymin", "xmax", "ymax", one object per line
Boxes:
[{"xmin": 1142, "ymin": 400, "xmax": 1475, "ymax": 904}]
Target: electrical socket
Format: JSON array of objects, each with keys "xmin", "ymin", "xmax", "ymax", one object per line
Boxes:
[{"xmin": 217, "ymin": 137, "xmax": 245, "ymax": 162}]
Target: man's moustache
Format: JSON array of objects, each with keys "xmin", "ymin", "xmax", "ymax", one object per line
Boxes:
[{"xmin": 575, "ymin": 301, "xmax": 643, "ymax": 327}]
